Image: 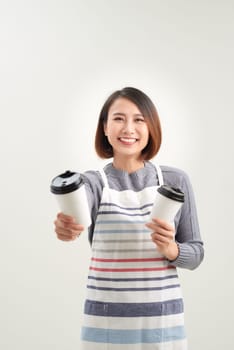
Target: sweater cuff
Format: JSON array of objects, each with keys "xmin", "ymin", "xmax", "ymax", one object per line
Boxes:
[
  {"xmin": 170, "ymin": 242, "xmax": 188, "ymax": 267},
  {"xmin": 169, "ymin": 242, "xmax": 197, "ymax": 269}
]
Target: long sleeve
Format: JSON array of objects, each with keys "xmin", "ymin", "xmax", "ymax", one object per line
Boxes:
[
  {"xmin": 83, "ymin": 170, "xmax": 103, "ymax": 245},
  {"xmin": 166, "ymin": 168, "xmax": 204, "ymax": 270}
]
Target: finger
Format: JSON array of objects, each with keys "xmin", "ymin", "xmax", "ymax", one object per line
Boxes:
[
  {"xmin": 152, "ymin": 240, "xmax": 168, "ymax": 251},
  {"xmin": 61, "ymin": 221, "xmax": 84, "ymax": 231},
  {"xmin": 54, "ymin": 218, "xmax": 84, "ymax": 232},
  {"xmin": 151, "ymin": 231, "xmax": 174, "ymax": 245},
  {"xmin": 55, "ymin": 225, "xmax": 80, "ymax": 237},
  {"xmin": 56, "ymin": 229, "xmax": 80, "ymax": 241},
  {"xmin": 145, "ymin": 221, "xmax": 174, "ymax": 233},
  {"xmin": 57, "ymin": 234, "xmax": 77, "ymax": 241},
  {"xmin": 146, "ymin": 223, "xmax": 173, "ymax": 239},
  {"xmin": 152, "ymin": 218, "xmax": 174, "ymax": 231},
  {"xmin": 151, "ymin": 226, "xmax": 174, "ymax": 238},
  {"xmin": 151, "ymin": 233, "xmax": 169, "ymax": 244},
  {"xmin": 145, "ymin": 222, "xmax": 158, "ymax": 231},
  {"xmin": 66, "ymin": 223, "xmax": 85, "ymax": 231},
  {"xmin": 57, "ymin": 212, "xmax": 76, "ymax": 223},
  {"xmin": 54, "ymin": 219, "xmax": 67, "ymax": 230}
]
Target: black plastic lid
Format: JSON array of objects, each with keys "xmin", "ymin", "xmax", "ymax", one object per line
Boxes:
[
  {"xmin": 50, "ymin": 170, "xmax": 83, "ymax": 194},
  {"xmin": 157, "ymin": 185, "xmax": 184, "ymax": 202}
]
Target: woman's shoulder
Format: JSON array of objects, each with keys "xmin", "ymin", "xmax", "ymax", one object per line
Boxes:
[
  {"xmin": 82, "ymin": 168, "xmax": 104, "ymax": 189},
  {"xmin": 83, "ymin": 168, "xmax": 102, "ymax": 181},
  {"xmin": 159, "ymin": 164, "xmax": 193, "ymax": 192},
  {"xmin": 160, "ymin": 164, "xmax": 189, "ymax": 179}
]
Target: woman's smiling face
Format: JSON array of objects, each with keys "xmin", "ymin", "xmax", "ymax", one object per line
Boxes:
[{"xmin": 104, "ymin": 97, "xmax": 149, "ymax": 161}]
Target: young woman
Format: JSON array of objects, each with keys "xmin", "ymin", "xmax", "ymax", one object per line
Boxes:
[{"xmin": 54, "ymin": 87, "xmax": 204, "ymax": 349}]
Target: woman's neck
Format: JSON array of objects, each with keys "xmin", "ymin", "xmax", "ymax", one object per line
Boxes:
[{"xmin": 112, "ymin": 158, "xmax": 145, "ymax": 174}]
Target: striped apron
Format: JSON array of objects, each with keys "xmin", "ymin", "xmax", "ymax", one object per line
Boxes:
[{"xmin": 81, "ymin": 165, "xmax": 187, "ymax": 349}]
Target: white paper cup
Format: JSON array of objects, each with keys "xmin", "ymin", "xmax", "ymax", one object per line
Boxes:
[
  {"xmin": 50, "ymin": 171, "xmax": 91, "ymax": 229},
  {"xmin": 149, "ymin": 185, "xmax": 184, "ymax": 223}
]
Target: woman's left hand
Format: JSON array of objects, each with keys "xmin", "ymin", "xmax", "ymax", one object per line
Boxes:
[{"xmin": 145, "ymin": 218, "xmax": 179, "ymax": 261}]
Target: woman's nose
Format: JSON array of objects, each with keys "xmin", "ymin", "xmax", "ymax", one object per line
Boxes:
[{"xmin": 122, "ymin": 121, "xmax": 134, "ymax": 134}]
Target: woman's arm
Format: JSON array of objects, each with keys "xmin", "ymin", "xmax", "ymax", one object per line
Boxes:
[
  {"xmin": 170, "ymin": 169, "xmax": 204, "ymax": 270},
  {"xmin": 83, "ymin": 170, "xmax": 104, "ymax": 245}
]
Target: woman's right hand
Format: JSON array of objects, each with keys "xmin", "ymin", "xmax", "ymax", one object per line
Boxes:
[{"xmin": 54, "ymin": 212, "xmax": 85, "ymax": 241}]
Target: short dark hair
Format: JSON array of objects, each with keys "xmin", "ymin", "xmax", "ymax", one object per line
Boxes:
[{"xmin": 95, "ymin": 87, "xmax": 162, "ymax": 160}]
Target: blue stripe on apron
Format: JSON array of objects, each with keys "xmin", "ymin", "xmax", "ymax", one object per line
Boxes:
[{"xmin": 81, "ymin": 325, "xmax": 186, "ymax": 344}]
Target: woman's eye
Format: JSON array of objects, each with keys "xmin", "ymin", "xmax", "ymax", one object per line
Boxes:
[
  {"xmin": 136, "ymin": 118, "xmax": 145, "ymax": 123},
  {"xmin": 114, "ymin": 117, "xmax": 124, "ymax": 121}
]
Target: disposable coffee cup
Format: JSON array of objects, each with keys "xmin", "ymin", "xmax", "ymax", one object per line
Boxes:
[
  {"xmin": 149, "ymin": 185, "xmax": 184, "ymax": 223},
  {"xmin": 50, "ymin": 170, "xmax": 91, "ymax": 229}
]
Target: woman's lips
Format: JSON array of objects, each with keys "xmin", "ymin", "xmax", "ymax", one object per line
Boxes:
[{"xmin": 118, "ymin": 137, "xmax": 138, "ymax": 145}]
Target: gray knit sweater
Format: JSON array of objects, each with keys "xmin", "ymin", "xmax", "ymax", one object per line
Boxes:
[{"xmin": 83, "ymin": 161, "xmax": 204, "ymax": 271}]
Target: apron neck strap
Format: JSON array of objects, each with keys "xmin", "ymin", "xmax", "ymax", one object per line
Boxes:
[
  {"xmin": 99, "ymin": 169, "xmax": 109, "ymax": 188},
  {"xmin": 154, "ymin": 163, "xmax": 164, "ymax": 186},
  {"xmin": 99, "ymin": 163, "xmax": 163, "ymax": 188}
]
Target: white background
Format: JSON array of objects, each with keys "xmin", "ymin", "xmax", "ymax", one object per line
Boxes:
[{"xmin": 0, "ymin": 1, "xmax": 233, "ymax": 349}]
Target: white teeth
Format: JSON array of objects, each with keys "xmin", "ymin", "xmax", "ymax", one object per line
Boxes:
[{"xmin": 119, "ymin": 138, "xmax": 137, "ymax": 144}]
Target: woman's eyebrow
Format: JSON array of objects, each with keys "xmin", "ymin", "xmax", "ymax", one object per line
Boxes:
[{"xmin": 112, "ymin": 112, "xmax": 143, "ymax": 117}]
